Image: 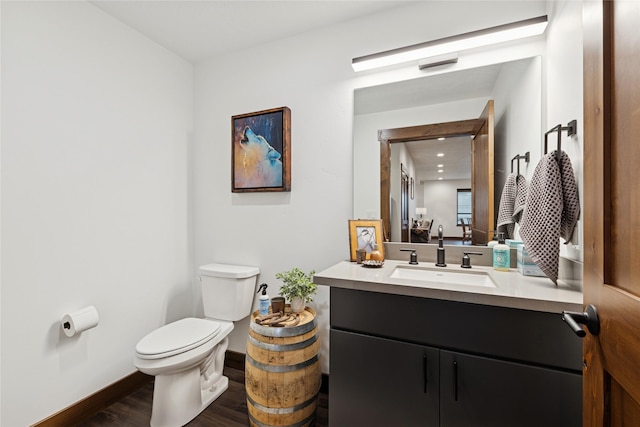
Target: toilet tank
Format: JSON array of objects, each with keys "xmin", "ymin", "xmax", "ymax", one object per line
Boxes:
[{"xmin": 199, "ymin": 263, "xmax": 260, "ymax": 321}]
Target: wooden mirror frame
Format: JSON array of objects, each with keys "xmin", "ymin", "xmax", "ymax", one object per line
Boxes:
[{"xmin": 379, "ymin": 119, "xmax": 485, "ymax": 242}]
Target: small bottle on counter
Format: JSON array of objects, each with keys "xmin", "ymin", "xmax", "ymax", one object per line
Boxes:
[
  {"xmin": 492, "ymin": 233, "xmax": 510, "ymax": 271},
  {"xmin": 369, "ymin": 244, "xmax": 384, "ymax": 262},
  {"xmin": 257, "ymin": 283, "xmax": 270, "ymax": 316}
]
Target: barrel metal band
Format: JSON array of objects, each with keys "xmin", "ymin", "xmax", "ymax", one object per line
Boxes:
[
  {"xmin": 248, "ymin": 410, "xmax": 316, "ymax": 427},
  {"xmin": 247, "ymin": 391, "xmax": 319, "ymax": 415},
  {"xmin": 249, "ymin": 318, "xmax": 317, "ymax": 338},
  {"xmin": 246, "ymin": 354, "xmax": 319, "ymax": 373},
  {"xmin": 248, "ymin": 333, "xmax": 318, "ymax": 352}
]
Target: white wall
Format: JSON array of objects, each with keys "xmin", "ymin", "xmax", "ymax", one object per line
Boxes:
[
  {"xmin": 192, "ymin": 23, "xmax": 352, "ymax": 376},
  {"xmin": 546, "ymin": 0, "xmax": 584, "ymax": 263},
  {"xmin": 0, "ymin": 3, "xmax": 3, "ymax": 421},
  {"xmin": 492, "ymin": 56, "xmax": 543, "ymax": 224},
  {"xmin": 1, "ymin": 2, "xmax": 193, "ymax": 425},
  {"xmin": 423, "ymin": 179, "xmax": 472, "ymax": 236}
]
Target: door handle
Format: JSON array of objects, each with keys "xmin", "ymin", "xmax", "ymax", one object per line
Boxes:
[{"xmin": 562, "ymin": 304, "xmax": 600, "ymax": 337}]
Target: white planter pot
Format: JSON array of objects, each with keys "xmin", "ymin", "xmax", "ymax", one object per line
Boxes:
[{"xmin": 290, "ymin": 297, "xmax": 305, "ymax": 313}]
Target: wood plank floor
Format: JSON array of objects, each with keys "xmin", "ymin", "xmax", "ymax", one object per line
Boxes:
[{"xmin": 80, "ymin": 366, "xmax": 328, "ymax": 426}]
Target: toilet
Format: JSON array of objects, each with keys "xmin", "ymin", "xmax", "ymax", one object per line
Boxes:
[{"xmin": 134, "ymin": 263, "xmax": 259, "ymax": 427}]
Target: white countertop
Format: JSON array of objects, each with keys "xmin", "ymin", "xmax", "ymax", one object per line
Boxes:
[{"xmin": 314, "ymin": 260, "xmax": 583, "ymax": 313}]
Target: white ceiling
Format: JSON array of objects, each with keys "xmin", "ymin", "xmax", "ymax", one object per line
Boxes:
[
  {"xmin": 90, "ymin": 0, "xmax": 408, "ymax": 63},
  {"xmin": 406, "ymin": 136, "xmax": 472, "ymax": 182}
]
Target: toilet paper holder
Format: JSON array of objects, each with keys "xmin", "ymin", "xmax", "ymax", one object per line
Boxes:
[{"xmin": 61, "ymin": 305, "xmax": 100, "ymax": 337}]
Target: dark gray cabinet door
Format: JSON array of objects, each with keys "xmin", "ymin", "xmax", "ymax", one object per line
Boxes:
[
  {"xmin": 330, "ymin": 329, "xmax": 440, "ymax": 427},
  {"xmin": 440, "ymin": 350, "xmax": 582, "ymax": 427}
]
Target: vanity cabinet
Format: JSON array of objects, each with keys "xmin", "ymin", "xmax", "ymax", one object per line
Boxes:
[
  {"xmin": 330, "ymin": 330, "xmax": 439, "ymax": 426},
  {"xmin": 439, "ymin": 350, "xmax": 581, "ymax": 426},
  {"xmin": 329, "ymin": 287, "xmax": 582, "ymax": 427}
]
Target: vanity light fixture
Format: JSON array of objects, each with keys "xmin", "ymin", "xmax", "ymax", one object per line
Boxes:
[
  {"xmin": 437, "ymin": 153, "xmax": 445, "ymax": 157},
  {"xmin": 418, "ymin": 53, "xmax": 458, "ymax": 70},
  {"xmin": 352, "ymin": 15, "xmax": 548, "ymax": 72}
]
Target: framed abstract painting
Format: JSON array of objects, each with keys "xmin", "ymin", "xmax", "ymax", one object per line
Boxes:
[{"xmin": 232, "ymin": 106, "xmax": 291, "ymax": 192}]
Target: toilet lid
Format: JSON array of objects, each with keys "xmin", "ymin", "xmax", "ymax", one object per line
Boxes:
[{"xmin": 136, "ymin": 318, "xmax": 222, "ymax": 359}]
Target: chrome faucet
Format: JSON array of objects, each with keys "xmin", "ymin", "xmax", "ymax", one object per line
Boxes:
[{"xmin": 436, "ymin": 225, "xmax": 446, "ymax": 267}]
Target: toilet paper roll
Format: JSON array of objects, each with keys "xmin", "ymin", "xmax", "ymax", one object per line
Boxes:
[{"xmin": 62, "ymin": 305, "xmax": 99, "ymax": 337}]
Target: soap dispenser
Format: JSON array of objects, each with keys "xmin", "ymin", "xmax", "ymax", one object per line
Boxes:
[
  {"xmin": 492, "ymin": 232, "xmax": 510, "ymax": 271},
  {"xmin": 487, "ymin": 230, "xmax": 499, "ymax": 248},
  {"xmin": 436, "ymin": 225, "xmax": 446, "ymax": 267},
  {"xmin": 257, "ymin": 283, "xmax": 270, "ymax": 316}
]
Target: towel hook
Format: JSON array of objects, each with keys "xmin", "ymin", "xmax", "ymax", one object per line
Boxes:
[
  {"xmin": 545, "ymin": 120, "xmax": 577, "ymax": 161},
  {"xmin": 510, "ymin": 152, "xmax": 530, "ymax": 176}
]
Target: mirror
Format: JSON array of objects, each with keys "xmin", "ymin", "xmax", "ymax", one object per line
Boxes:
[{"xmin": 353, "ymin": 56, "xmax": 542, "ymax": 245}]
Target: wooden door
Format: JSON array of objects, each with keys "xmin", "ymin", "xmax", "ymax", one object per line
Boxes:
[
  {"xmin": 471, "ymin": 100, "xmax": 494, "ymax": 245},
  {"xmin": 583, "ymin": 1, "xmax": 640, "ymax": 425}
]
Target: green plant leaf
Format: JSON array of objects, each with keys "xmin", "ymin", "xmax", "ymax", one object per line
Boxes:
[{"xmin": 275, "ymin": 267, "xmax": 317, "ymax": 303}]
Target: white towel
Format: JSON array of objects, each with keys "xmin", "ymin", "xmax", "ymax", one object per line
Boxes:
[
  {"xmin": 497, "ymin": 174, "xmax": 528, "ymax": 239},
  {"xmin": 520, "ymin": 150, "xmax": 580, "ymax": 284}
]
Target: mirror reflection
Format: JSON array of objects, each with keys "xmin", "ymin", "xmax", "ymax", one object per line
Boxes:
[
  {"xmin": 353, "ymin": 56, "xmax": 542, "ymax": 246},
  {"xmin": 405, "ymin": 135, "xmax": 472, "ymax": 243}
]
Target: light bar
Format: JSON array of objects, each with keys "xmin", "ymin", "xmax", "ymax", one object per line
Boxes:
[{"xmin": 352, "ymin": 15, "xmax": 547, "ymax": 72}]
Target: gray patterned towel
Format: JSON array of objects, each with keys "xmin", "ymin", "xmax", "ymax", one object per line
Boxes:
[
  {"xmin": 497, "ymin": 173, "xmax": 528, "ymax": 239},
  {"xmin": 520, "ymin": 150, "xmax": 580, "ymax": 284},
  {"xmin": 513, "ymin": 175, "xmax": 528, "ymax": 225}
]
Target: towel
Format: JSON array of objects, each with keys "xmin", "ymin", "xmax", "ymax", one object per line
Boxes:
[
  {"xmin": 520, "ymin": 150, "xmax": 580, "ymax": 284},
  {"xmin": 496, "ymin": 173, "xmax": 528, "ymax": 239}
]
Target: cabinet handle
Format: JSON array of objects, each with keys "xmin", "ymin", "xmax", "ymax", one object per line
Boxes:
[
  {"xmin": 453, "ymin": 361, "xmax": 458, "ymax": 401},
  {"xmin": 423, "ymin": 354, "xmax": 428, "ymax": 393}
]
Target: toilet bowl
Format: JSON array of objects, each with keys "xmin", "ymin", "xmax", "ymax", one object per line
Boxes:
[
  {"xmin": 134, "ymin": 263, "xmax": 259, "ymax": 427},
  {"xmin": 134, "ymin": 318, "xmax": 234, "ymax": 427}
]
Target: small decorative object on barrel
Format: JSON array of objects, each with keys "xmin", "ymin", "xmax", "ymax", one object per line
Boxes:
[
  {"xmin": 245, "ymin": 268, "xmax": 320, "ymax": 427},
  {"xmin": 275, "ymin": 267, "xmax": 317, "ymax": 313}
]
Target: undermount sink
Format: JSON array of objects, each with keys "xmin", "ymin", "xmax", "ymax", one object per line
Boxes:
[{"xmin": 389, "ymin": 266, "xmax": 496, "ymax": 288}]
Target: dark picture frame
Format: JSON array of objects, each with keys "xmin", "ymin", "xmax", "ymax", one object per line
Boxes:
[{"xmin": 232, "ymin": 106, "xmax": 291, "ymax": 192}]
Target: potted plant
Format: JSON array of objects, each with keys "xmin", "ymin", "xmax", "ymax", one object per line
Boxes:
[{"xmin": 275, "ymin": 267, "xmax": 317, "ymax": 313}]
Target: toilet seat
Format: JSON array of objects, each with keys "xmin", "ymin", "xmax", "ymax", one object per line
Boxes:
[{"xmin": 136, "ymin": 318, "xmax": 222, "ymax": 360}]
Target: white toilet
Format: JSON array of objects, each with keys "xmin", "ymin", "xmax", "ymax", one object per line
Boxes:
[{"xmin": 134, "ymin": 263, "xmax": 259, "ymax": 427}]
